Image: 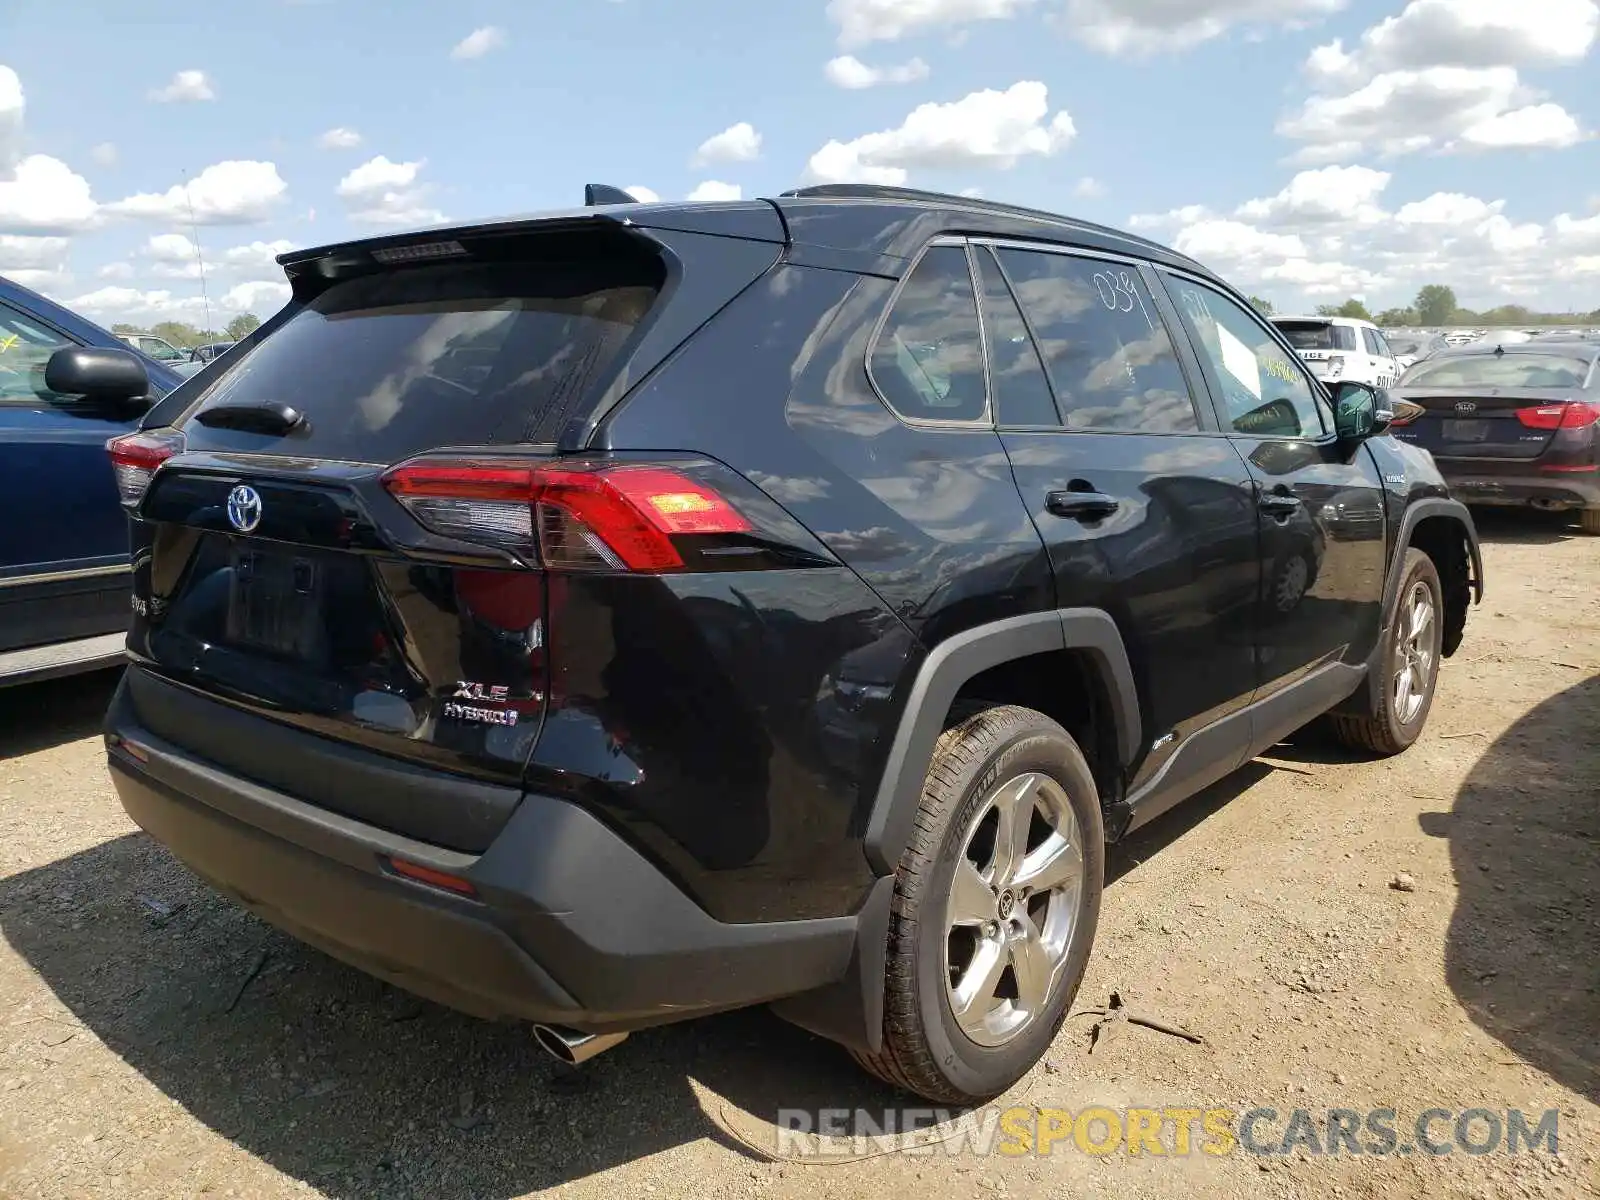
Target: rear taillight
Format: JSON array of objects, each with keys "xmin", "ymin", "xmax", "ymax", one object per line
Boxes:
[
  {"xmin": 106, "ymin": 429, "xmax": 185, "ymax": 505},
  {"xmin": 1515, "ymin": 402, "xmax": 1600, "ymax": 431},
  {"xmin": 382, "ymin": 458, "xmax": 753, "ymax": 572},
  {"xmin": 1387, "ymin": 399, "xmax": 1425, "ymax": 427}
]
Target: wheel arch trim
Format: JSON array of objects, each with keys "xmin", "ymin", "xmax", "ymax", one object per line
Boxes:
[
  {"xmin": 862, "ymin": 608, "xmax": 1140, "ymax": 878},
  {"xmin": 1384, "ymin": 497, "xmax": 1483, "ymax": 633}
]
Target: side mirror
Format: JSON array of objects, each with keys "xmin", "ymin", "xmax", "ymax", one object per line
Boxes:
[
  {"xmin": 44, "ymin": 346, "xmax": 151, "ymax": 403},
  {"xmin": 1330, "ymin": 380, "xmax": 1392, "ymax": 443}
]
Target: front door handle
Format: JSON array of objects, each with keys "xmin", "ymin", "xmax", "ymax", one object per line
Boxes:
[
  {"xmin": 1046, "ymin": 490, "xmax": 1119, "ymax": 520},
  {"xmin": 1259, "ymin": 491, "xmax": 1302, "ymax": 518}
]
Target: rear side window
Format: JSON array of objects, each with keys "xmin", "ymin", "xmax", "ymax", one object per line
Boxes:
[
  {"xmin": 996, "ymin": 248, "xmax": 1197, "ymax": 433},
  {"xmin": 974, "ymin": 247, "xmax": 1058, "ymax": 427},
  {"xmin": 869, "ymin": 245, "xmax": 987, "ymax": 423},
  {"xmin": 1362, "ymin": 328, "xmax": 1384, "ymax": 355},
  {"xmin": 183, "ymin": 257, "xmax": 660, "ymax": 461}
]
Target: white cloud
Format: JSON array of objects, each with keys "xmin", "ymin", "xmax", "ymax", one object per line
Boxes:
[
  {"xmin": 1062, "ymin": 0, "xmax": 1344, "ymax": 56},
  {"xmin": 336, "ymin": 155, "xmax": 445, "ymax": 226},
  {"xmin": 107, "ymin": 161, "xmax": 287, "ymax": 225},
  {"xmin": 1307, "ymin": 0, "xmax": 1597, "ymax": 84},
  {"xmin": 145, "ymin": 233, "xmax": 197, "ymax": 262},
  {"xmin": 66, "ymin": 280, "xmax": 286, "ymax": 325},
  {"xmin": 217, "ymin": 239, "xmax": 295, "ymax": 270},
  {"xmin": 221, "ymin": 280, "xmax": 291, "ymax": 312},
  {"xmin": 97, "ymin": 261, "xmax": 134, "ymax": 280},
  {"xmin": 692, "ymin": 122, "xmax": 762, "ymax": 165},
  {"xmin": 828, "ymin": 0, "xmax": 1035, "ymax": 47},
  {"xmin": 1, "ymin": 66, "xmax": 23, "ymax": 172},
  {"xmin": 451, "ymin": 26, "xmax": 506, "ymax": 60},
  {"xmin": 686, "ymin": 180, "xmax": 742, "ymax": 202},
  {"xmin": 316, "ymin": 127, "xmax": 362, "ymax": 150},
  {"xmin": 803, "ymin": 81, "xmax": 1074, "ymax": 185},
  {"xmin": 0, "ymin": 155, "xmax": 99, "ymax": 234},
  {"xmin": 1279, "ymin": 65, "xmax": 1585, "ymax": 159},
  {"xmin": 624, "ymin": 184, "xmax": 660, "ymax": 203},
  {"xmin": 0, "ymin": 233, "xmax": 68, "ymax": 273},
  {"xmin": 824, "ymin": 54, "xmax": 930, "ymax": 88},
  {"xmin": 149, "ymin": 70, "xmax": 215, "ymax": 103},
  {"xmin": 89, "ymin": 142, "xmax": 117, "ymax": 166},
  {"xmin": 1142, "ymin": 171, "xmax": 1600, "ymax": 308},
  {"xmin": 1235, "ymin": 164, "xmax": 1392, "ymax": 227},
  {"xmin": 1393, "ymin": 192, "xmax": 1502, "ymax": 225},
  {"xmin": 1072, "ymin": 176, "xmax": 1105, "ymax": 198},
  {"xmin": 1285, "ymin": 3, "xmax": 1594, "ymax": 160},
  {"xmin": 1458, "ymin": 103, "xmax": 1584, "ymax": 150}
]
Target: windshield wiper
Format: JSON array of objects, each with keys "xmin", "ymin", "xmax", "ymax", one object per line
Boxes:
[{"xmin": 194, "ymin": 401, "xmax": 306, "ymax": 435}]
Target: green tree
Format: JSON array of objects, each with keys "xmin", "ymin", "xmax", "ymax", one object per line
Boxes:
[
  {"xmin": 1375, "ymin": 307, "xmax": 1416, "ymax": 327},
  {"xmin": 225, "ymin": 312, "xmax": 262, "ymax": 340},
  {"xmin": 149, "ymin": 321, "xmax": 203, "ymax": 348},
  {"xmin": 1414, "ymin": 285, "xmax": 1457, "ymax": 326},
  {"xmin": 110, "ymin": 322, "xmax": 142, "ymax": 335},
  {"xmin": 1314, "ymin": 299, "xmax": 1372, "ymax": 320},
  {"xmin": 1247, "ymin": 295, "xmax": 1274, "ymax": 316}
]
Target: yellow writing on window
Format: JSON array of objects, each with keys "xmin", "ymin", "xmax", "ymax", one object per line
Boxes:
[{"xmin": 1261, "ymin": 355, "xmax": 1300, "ymax": 386}]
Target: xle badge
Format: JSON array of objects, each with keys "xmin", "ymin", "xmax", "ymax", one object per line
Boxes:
[{"xmin": 444, "ymin": 681, "xmax": 519, "ymax": 727}]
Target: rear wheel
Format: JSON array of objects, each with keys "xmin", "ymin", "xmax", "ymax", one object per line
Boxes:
[
  {"xmin": 851, "ymin": 706, "xmax": 1103, "ymax": 1104},
  {"xmin": 1329, "ymin": 548, "xmax": 1443, "ymax": 756},
  {"xmin": 1579, "ymin": 509, "xmax": 1600, "ymax": 536}
]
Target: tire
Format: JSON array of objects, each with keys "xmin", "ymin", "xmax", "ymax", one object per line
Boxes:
[
  {"xmin": 1329, "ymin": 548, "xmax": 1443, "ymax": 756},
  {"xmin": 1579, "ymin": 509, "xmax": 1600, "ymax": 536},
  {"xmin": 851, "ymin": 705, "xmax": 1104, "ymax": 1105}
]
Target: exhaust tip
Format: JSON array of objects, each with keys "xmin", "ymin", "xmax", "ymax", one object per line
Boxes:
[{"xmin": 532, "ymin": 1024, "xmax": 629, "ymax": 1066}]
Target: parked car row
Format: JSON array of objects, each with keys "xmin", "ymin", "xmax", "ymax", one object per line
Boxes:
[{"xmin": 16, "ymin": 180, "xmax": 1599, "ymax": 1105}]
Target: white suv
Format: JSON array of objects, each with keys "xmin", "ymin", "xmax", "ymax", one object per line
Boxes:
[{"xmin": 1271, "ymin": 315, "xmax": 1399, "ymax": 388}]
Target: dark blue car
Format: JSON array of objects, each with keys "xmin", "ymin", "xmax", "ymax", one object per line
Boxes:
[{"xmin": 0, "ymin": 275, "xmax": 180, "ymax": 685}]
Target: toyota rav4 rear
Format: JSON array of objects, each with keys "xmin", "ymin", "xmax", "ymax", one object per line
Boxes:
[{"xmin": 104, "ymin": 207, "xmax": 889, "ymax": 1054}]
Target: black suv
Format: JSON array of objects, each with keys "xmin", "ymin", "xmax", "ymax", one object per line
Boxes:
[{"xmin": 103, "ymin": 185, "xmax": 1483, "ymax": 1104}]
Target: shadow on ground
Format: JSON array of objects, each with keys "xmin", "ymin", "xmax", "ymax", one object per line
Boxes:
[
  {"xmin": 1467, "ymin": 507, "xmax": 1583, "ymax": 546},
  {"xmin": 0, "ymin": 729, "xmax": 1305, "ymax": 1196},
  {"xmin": 1424, "ymin": 672, "xmax": 1600, "ymax": 1104},
  {"xmin": 0, "ymin": 668, "xmax": 122, "ymax": 760}
]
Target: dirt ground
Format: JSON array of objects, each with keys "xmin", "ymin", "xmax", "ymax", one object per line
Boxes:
[{"xmin": 1, "ymin": 509, "xmax": 1595, "ymax": 1200}]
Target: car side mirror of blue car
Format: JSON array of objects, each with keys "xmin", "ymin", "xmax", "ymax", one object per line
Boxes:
[{"xmin": 44, "ymin": 346, "xmax": 151, "ymax": 404}]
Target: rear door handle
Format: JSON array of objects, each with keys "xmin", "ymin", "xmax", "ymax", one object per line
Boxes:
[
  {"xmin": 1046, "ymin": 490, "xmax": 1119, "ymax": 520},
  {"xmin": 1258, "ymin": 491, "xmax": 1302, "ymax": 517}
]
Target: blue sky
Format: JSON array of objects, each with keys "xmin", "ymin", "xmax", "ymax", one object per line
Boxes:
[{"xmin": 2, "ymin": 0, "xmax": 1598, "ymax": 329}]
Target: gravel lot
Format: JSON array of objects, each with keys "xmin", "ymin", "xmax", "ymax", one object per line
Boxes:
[{"xmin": 1, "ymin": 510, "xmax": 1596, "ymax": 1200}]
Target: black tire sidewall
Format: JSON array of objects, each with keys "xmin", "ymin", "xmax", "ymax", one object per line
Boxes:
[
  {"xmin": 1384, "ymin": 553, "xmax": 1444, "ymax": 746},
  {"xmin": 909, "ymin": 724, "xmax": 1104, "ymax": 1101}
]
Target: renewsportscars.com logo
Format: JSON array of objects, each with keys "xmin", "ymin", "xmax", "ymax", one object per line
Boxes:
[{"xmin": 773, "ymin": 1106, "xmax": 1562, "ymax": 1159}]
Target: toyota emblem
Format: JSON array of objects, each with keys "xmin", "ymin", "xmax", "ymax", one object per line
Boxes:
[{"xmin": 226, "ymin": 484, "xmax": 263, "ymax": 533}]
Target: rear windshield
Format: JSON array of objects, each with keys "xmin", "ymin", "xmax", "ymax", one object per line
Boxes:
[
  {"xmin": 183, "ymin": 257, "xmax": 659, "ymax": 460},
  {"xmin": 1400, "ymin": 353, "xmax": 1593, "ymax": 390},
  {"xmin": 1274, "ymin": 321, "xmax": 1357, "ymax": 352}
]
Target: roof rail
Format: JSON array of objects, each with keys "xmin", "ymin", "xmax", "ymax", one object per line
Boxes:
[{"xmin": 778, "ymin": 183, "xmax": 1177, "ymax": 259}]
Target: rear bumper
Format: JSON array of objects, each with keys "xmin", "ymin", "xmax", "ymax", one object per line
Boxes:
[
  {"xmin": 1438, "ymin": 467, "xmax": 1600, "ymax": 510},
  {"xmin": 104, "ymin": 672, "xmax": 858, "ymax": 1033}
]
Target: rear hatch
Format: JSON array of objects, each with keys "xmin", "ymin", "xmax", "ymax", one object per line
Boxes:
[
  {"xmin": 1390, "ymin": 350, "xmax": 1599, "ymax": 460},
  {"xmin": 113, "ymin": 214, "xmax": 784, "ymax": 849},
  {"xmin": 1273, "ymin": 319, "xmax": 1358, "ymax": 376}
]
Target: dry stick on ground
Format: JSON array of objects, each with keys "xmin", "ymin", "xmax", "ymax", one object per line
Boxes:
[
  {"xmin": 224, "ymin": 949, "xmax": 268, "ymax": 1015},
  {"xmin": 1073, "ymin": 990, "xmax": 1206, "ymax": 1051}
]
